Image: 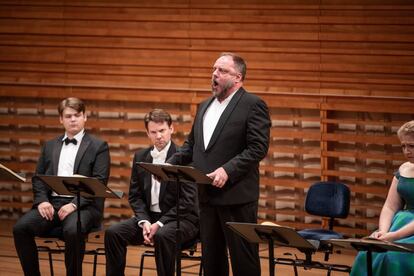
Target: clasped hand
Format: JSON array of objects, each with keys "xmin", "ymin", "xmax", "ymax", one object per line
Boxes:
[
  {"xmin": 142, "ymin": 222, "xmax": 160, "ymax": 245},
  {"xmin": 38, "ymin": 201, "xmax": 76, "ymax": 221},
  {"xmin": 370, "ymin": 230, "xmax": 398, "ymax": 242}
]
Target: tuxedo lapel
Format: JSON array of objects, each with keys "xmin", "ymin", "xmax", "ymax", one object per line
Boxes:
[
  {"xmin": 144, "ymin": 149, "xmax": 153, "ymax": 204},
  {"xmin": 74, "ymin": 133, "xmax": 91, "ymax": 173},
  {"xmin": 52, "ymin": 136, "xmax": 64, "ymax": 175},
  {"xmin": 205, "ymin": 89, "xmax": 244, "ymax": 151}
]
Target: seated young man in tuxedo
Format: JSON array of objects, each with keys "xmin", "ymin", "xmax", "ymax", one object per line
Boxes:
[
  {"xmin": 13, "ymin": 97, "xmax": 110, "ymax": 276},
  {"xmin": 105, "ymin": 109, "xmax": 199, "ymax": 276}
]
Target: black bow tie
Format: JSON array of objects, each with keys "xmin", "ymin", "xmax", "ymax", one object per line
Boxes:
[{"xmin": 64, "ymin": 137, "xmax": 77, "ymax": 145}]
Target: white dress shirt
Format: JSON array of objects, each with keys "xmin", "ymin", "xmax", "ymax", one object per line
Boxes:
[
  {"xmin": 149, "ymin": 141, "xmax": 171, "ymax": 212},
  {"xmin": 53, "ymin": 130, "xmax": 85, "ymax": 197},
  {"xmin": 203, "ymin": 90, "xmax": 238, "ymax": 148}
]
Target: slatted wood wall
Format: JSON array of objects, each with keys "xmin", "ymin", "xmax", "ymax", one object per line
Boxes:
[{"xmin": 0, "ymin": 0, "xmax": 413, "ymax": 237}]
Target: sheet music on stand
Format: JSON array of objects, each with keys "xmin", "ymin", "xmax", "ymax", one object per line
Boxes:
[
  {"xmin": 329, "ymin": 237, "xmax": 414, "ymax": 276},
  {"xmin": 227, "ymin": 222, "xmax": 317, "ymax": 250},
  {"xmin": 137, "ymin": 162, "xmax": 212, "ymax": 184},
  {"xmin": 35, "ymin": 175, "xmax": 123, "ymax": 198},
  {"xmin": 329, "ymin": 237, "xmax": 413, "ymax": 253},
  {"xmin": 0, "ymin": 163, "xmax": 26, "ymax": 182},
  {"xmin": 227, "ymin": 222, "xmax": 318, "ymax": 276}
]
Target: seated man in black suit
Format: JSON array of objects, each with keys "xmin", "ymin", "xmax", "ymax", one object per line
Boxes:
[
  {"xmin": 13, "ymin": 97, "xmax": 111, "ymax": 276},
  {"xmin": 105, "ymin": 109, "xmax": 199, "ymax": 276}
]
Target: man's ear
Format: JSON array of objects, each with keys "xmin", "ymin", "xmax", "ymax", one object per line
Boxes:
[{"xmin": 235, "ymin": 73, "xmax": 242, "ymax": 83}]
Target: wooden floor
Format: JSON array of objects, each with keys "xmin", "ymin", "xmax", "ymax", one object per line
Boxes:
[{"xmin": 0, "ymin": 219, "xmax": 356, "ymax": 275}]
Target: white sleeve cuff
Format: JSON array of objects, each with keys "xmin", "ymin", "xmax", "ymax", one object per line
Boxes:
[{"xmin": 138, "ymin": 220, "xmax": 150, "ymax": 228}]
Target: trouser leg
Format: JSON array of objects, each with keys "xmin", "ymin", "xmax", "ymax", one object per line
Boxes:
[
  {"xmin": 13, "ymin": 208, "xmax": 56, "ymax": 276},
  {"xmin": 105, "ymin": 218, "xmax": 142, "ymax": 276},
  {"xmin": 154, "ymin": 219, "xmax": 198, "ymax": 276}
]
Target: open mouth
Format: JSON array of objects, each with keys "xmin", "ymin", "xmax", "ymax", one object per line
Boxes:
[{"xmin": 212, "ymin": 79, "xmax": 218, "ymax": 88}]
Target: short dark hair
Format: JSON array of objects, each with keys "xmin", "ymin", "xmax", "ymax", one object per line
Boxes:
[
  {"xmin": 58, "ymin": 97, "xmax": 85, "ymax": 116},
  {"xmin": 144, "ymin": 109, "xmax": 172, "ymax": 130},
  {"xmin": 220, "ymin": 52, "xmax": 247, "ymax": 81},
  {"xmin": 397, "ymin": 120, "xmax": 414, "ymax": 140}
]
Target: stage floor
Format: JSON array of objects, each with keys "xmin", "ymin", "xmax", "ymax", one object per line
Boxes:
[{"xmin": 0, "ymin": 219, "xmax": 356, "ymax": 275}]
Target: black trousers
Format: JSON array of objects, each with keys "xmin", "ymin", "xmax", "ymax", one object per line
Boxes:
[
  {"xmin": 199, "ymin": 201, "xmax": 261, "ymax": 276},
  {"xmin": 105, "ymin": 215, "xmax": 198, "ymax": 276},
  {"xmin": 13, "ymin": 197, "xmax": 100, "ymax": 276}
]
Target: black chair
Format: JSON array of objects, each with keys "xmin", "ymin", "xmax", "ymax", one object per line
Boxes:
[
  {"xmin": 275, "ymin": 181, "xmax": 351, "ymax": 276},
  {"xmin": 299, "ymin": 181, "xmax": 351, "ymax": 259},
  {"xmin": 36, "ymin": 225, "xmax": 104, "ymax": 276},
  {"xmin": 139, "ymin": 237, "xmax": 203, "ymax": 276}
]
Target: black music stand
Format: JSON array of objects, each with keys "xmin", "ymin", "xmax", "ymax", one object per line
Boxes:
[
  {"xmin": 137, "ymin": 162, "xmax": 212, "ymax": 276},
  {"xmin": 0, "ymin": 163, "xmax": 26, "ymax": 182},
  {"xmin": 227, "ymin": 222, "xmax": 317, "ymax": 276},
  {"xmin": 34, "ymin": 175, "xmax": 123, "ymax": 276},
  {"xmin": 329, "ymin": 238, "xmax": 414, "ymax": 276}
]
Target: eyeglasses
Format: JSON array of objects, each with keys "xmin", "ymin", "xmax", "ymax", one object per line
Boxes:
[{"xmin": 212, "ymin": 67, "xmax": 238, "ymax": 76}]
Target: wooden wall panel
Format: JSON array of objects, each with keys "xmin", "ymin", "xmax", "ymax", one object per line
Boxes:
[
  {"xmin": 4, "ymin": 91, "xmax": 410, "ymax": 236},
  {"xmin": 0, "ymin": 0, "xmax": 414, "ymax": 237}
]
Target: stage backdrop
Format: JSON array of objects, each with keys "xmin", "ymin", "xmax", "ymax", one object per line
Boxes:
[{"xmin": 0, "ymin": 0, "xmax": 413, "ymax": 237}]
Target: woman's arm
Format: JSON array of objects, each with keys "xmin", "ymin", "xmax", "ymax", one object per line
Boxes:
[{"xmin": 372, "ymin": 175, "xmax": 403, "ymax": 240}]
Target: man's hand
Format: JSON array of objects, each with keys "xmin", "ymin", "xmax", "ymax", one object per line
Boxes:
[
  {"xmin": 57, "ymin": 203, "xmax": 76, "ymax": 221},
  {"xmin": 207, "ymin": 167, "xmax": 228, "ymax": 188},
  {"xmin": 142, "ymin": 222, "xmax": 160, "ymax": 245},
  {"xmin": 147, "ymin": 223, "xmax": 160, "ymax": 244},
  {"xmin": 38, "ymin": 201, "xmax": 54, "ymax": 221},
  {"xmin": 142, "ymin": 222, "xmax": 152, "ymax": 245}
]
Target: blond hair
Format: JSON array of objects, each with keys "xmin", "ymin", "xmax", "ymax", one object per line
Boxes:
[{"xmin": 397, "ymin": 120, "xmax": 414, "ymax": 140}]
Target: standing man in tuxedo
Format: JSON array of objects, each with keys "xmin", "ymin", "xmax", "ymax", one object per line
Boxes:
[
  {"xmin": 13, "ymin": 97, "xmax": 110, "ymax": 276},
  {"xmin": 105, "ymin": 109, "xmax": 199, "ymax": 276},
  {"xmin": 167, "ymin": 52, "xmax": 271, "ymax": 276}
]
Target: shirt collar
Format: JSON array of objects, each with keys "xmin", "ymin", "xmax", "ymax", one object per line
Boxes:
[
  {"xmin": 214, "ymin": 88, "xmax": 239, "ymax": 105},
  {"xmin": 152, "ymin": 140, "xmax": 171, "ymax": 155},
  {"xmin": 62, "ymin": 129, "xmax": 85, "ymax": 144}
]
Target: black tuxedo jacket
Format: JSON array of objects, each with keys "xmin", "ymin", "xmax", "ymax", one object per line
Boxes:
[
  {"xmin": 129, "ymin": 142, "xmax": 199, "ymax": 226},
  {"xmin": 32, "ymin": 132, "xmax": 110, "ymax": 217},
  {"xmin": 168, "ymin": 88, "xmax": 271, "ymax": 205}
]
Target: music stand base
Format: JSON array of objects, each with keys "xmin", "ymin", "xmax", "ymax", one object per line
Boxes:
[{"xmin": 274, "ymin": 256, "xmax": 351, "ymax": 276}]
